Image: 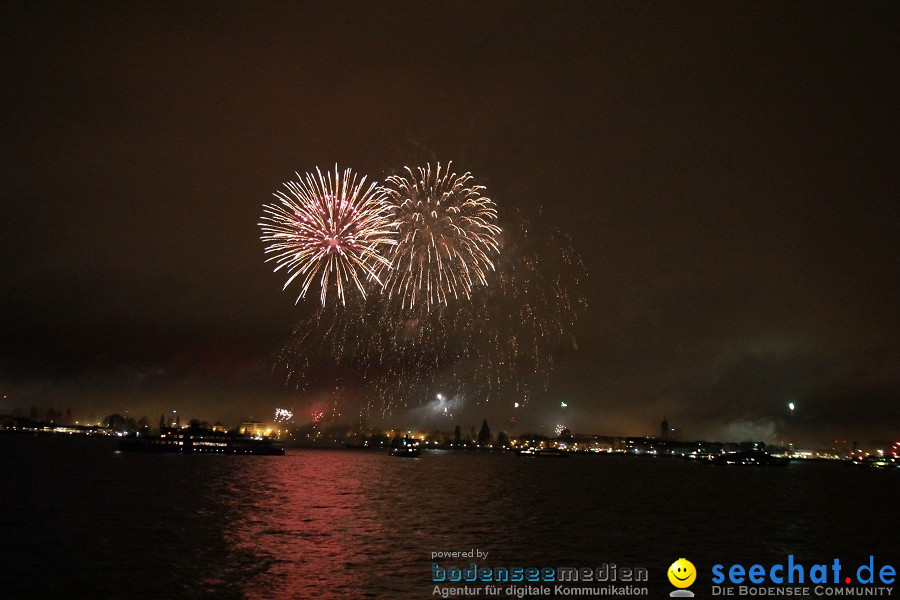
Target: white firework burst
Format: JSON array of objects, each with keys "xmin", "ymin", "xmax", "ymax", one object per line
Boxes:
[{"xmin": 259, "ymin": 166, "xmax": 396, "ymax": 305}]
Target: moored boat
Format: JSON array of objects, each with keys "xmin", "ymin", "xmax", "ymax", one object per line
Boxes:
[
  {"xmin": 118, "ymin": 426, "xmax": 284, "ymax": 455},
  {"xmin": 389, "ymin": 436, "xmax": 421, "ymax": 457},
  {"xmin": 516, "ymin": 447, "xmax": 568, "ymax": 457},
  {"xmin": 710, "ymin": 450, "xmax": 789, "ymax": 466}
]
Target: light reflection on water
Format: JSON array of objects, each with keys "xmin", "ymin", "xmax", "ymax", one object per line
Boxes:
[{"xmin": 1, "ymin": 437, "xmax": 897, "ymax": 599}]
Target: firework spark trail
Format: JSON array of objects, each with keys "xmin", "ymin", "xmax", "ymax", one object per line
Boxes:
[
  {"xmin": 259, "ymin": 166, "xmax": 397, "ymax": 306},
  {"xmin": 381, "ymin": 163, "xmax": 501, "ymax": 310},
  {"xmin": 275, "ymin": 209, "xmax": 586, "ymax": 417}
]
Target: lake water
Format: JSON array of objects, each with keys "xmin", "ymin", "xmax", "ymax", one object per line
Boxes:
[{"xmin": 1, "ymin": 435, "xmax": 897, "ymax": 599}]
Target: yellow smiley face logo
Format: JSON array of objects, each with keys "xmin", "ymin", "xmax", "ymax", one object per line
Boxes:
[{"xmin": 668, "ymin": 558, "xmax": 696, "ymax": 588}]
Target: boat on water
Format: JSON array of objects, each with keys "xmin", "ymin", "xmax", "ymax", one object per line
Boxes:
[
  {"xmin": 710, "ymin": 450, "xmax": 789, "ymax": 466},
  {"xmin": 515, "ymin": 447, "xmax": 568, "ymax": 457},
  {"xmin": 851, "ymin": 455, "xmax": 899, "ymax": 468},
  {"xmin": 389, "ymin": 436, "xmax": 421, "ymax": 457},
  {"xmin": 118, "ymin": 426, "xmax": 284, "ymax": 455}
]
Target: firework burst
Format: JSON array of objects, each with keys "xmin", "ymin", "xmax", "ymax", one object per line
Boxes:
[
  {"xmin": 381, "ymin": 163, "xmax": 501, "ymax": 310},
  {"xmin": 259, "ymin": 166, "xmax": 396, "ymax": 306},
  {"xmin": 274, "ymin": 408, "xmax": 294, "ymax": 422}
]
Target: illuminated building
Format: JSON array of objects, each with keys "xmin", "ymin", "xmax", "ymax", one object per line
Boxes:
[{"xmin": 238, "ymin": 422, "xmax": 272, "ymax": 437}]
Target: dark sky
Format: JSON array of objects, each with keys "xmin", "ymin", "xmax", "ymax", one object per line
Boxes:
[{"xmin": 1, "ymin": 2, "xmax": 897, "ymax": 444}]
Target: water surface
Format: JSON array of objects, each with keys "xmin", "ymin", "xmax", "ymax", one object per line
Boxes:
[{"xmin": 1, "ymin": 436, "xmax": 896, "ymax": 598}]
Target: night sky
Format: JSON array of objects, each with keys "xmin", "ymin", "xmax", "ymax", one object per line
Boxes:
[{"xmin": 2, "ymin": 2, "xmax": 897, "ymax": 444}]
